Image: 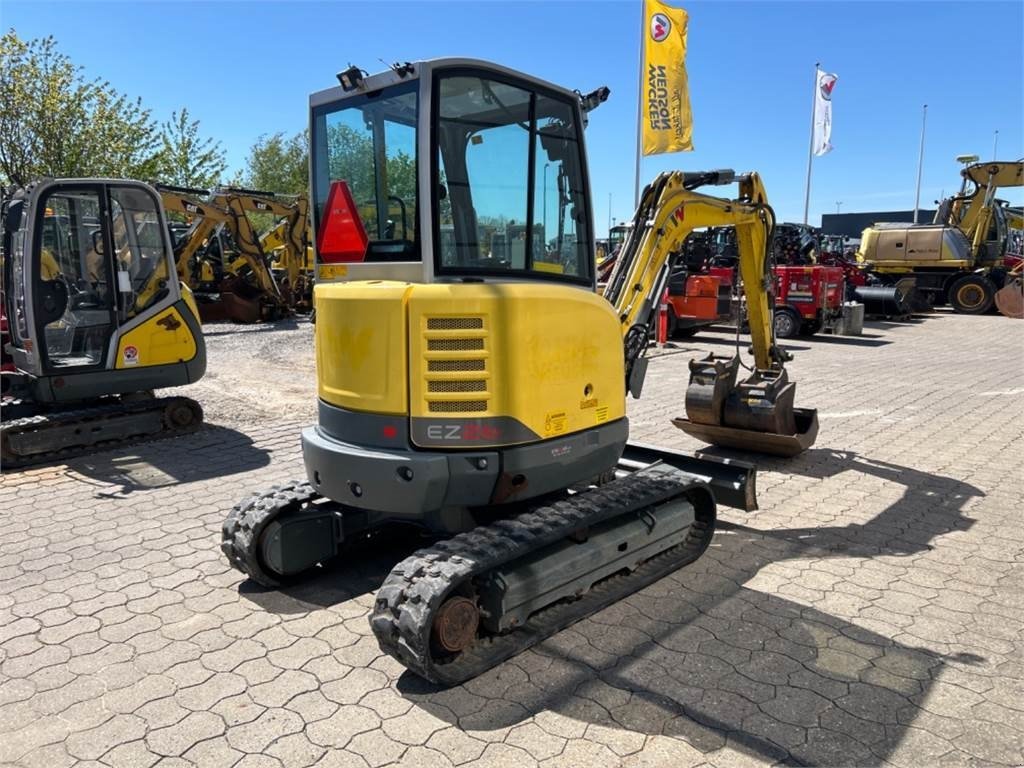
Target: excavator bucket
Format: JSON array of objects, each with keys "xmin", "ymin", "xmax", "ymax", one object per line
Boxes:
[
  {"xmin": 995, "ymin": 275, "xmax": 1023, "ymax": 319},
  {"xmin": 673, "ymin": 355, "xmax": 819, "ymax": 457}
]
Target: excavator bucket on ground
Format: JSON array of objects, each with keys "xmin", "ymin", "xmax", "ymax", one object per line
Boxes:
[
  {"xmin": 674, "ymin": 355, "xmax": 819, "ymax": 457},
  {"xmin": 995, "ymin": 271, "xmax": 1023, "ymax": 318}
]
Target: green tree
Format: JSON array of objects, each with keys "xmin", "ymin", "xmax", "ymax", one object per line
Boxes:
[
  {"xmin": 157, "ymin": 108, "xmax": 226, "ymax": 189},
  {"xmin": 244, "ymin": 131, "xmax": 308, "ymax": 195},
  {"xmin": 0, "ymin": 30, "xmax": 161, "ymax": 185}
]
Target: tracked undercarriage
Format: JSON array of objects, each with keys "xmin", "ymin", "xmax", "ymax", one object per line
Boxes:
[
  {"xmin": 1, "ymin": 394, "xmax": 203, "ymax": 468},
  {"xmin": 222, "ymin": 446, "xmax": 752, "ymax": 685}
]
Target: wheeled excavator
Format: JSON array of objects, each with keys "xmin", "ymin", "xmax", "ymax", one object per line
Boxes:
[
  {"xmin": 221, "ymin": 59, "xmax": 816, "ymax": 685},
  {"xmin": 857, "ymin": 158, "xmax": 1024, "ymax": 313},
  {"xmin": 1, "ymin": 179, "xmax": 205, "ymax": 467}
]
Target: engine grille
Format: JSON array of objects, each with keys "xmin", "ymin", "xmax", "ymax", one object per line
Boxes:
[
  {"xmin": 423, "ymin": 315, "xmax": 488, "ymax": 414},
  {"xmin": 428, "ymin": 400, "xmax": 488, "ymax": 413},
  {"xmin": 427, "ymin": 317, "xmax": 483, "ymax": 331},
  {"xmin": 427, "ymin": 338, "xmax": 484, "ymax": 352},
  {"xmin": 428, "ymin": 380, "xmax": 487, "ymax": 393},
  {"xmin": 428, "ymin": 359, "xmax": 485, "ymax": 372}
]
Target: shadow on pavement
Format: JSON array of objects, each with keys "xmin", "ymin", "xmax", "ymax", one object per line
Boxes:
[
  {"xmin": 60, "ymin": 424, "xmax": 272, "ymax": 495},
  {"xmin": 200, "ymin": 316, "xmax": 309, "ymax": 337},
  {"xmin": 666, "ymin": 333, "xmax": 812, "ymax": 354},
  {"xmin": 862, "ymin": 317, "xmax": 929, "ymax": 330},
  {"xmin": 238, "ymin": 527, "xmax": 425, "ymax": 616},
  {"xmin": 396, "ymin": 450, "xmax": 984, "ymax": 766},
  {"xmin": 796, "ymin": 334, "xmax": 892, "ymax": 348}
]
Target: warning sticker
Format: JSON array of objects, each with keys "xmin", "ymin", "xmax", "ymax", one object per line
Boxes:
[
  {"xmin": 544, "ymin": 411, "xmax": 567, "ymax": 436},
  {"xmin": 318, "ymin": 264, "xmax": 349, "ymax": 280},
  {"xmin": 122, "ymin": 345, "xmax": 139, "ymax": 366}
]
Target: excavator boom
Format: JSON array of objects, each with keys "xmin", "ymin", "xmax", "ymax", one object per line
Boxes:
[{"xmin": 603, "ymin": 170, "xmax": 818, "ymax": 456}]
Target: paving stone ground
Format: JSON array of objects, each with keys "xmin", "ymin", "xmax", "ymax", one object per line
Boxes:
[{"xmin": 1, "ymin": 310, "xmax": 1022, "ymax": 768}]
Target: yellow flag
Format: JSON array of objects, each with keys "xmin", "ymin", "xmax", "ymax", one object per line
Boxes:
[{"xmin": 641, "ymin": 0, "xmax": 693, "ymax": 155}]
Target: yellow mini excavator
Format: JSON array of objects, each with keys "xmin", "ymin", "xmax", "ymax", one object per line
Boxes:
[
  {"xmin": 1, "ymin": 179, "xmax": 205, "ymax": 467},
  {"xmin": 221, "ymin": 59, "xmax": 816, "ymax": 685}
]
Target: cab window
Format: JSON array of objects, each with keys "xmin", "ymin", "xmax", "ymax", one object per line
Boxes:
[
  {"xmin": 109, "ymin": 186, "xmax": 172, "ymax": 317},
  {"xmin": 434, "ymin": 71, "xmax": 592, "ymax": 282},
  {"xmin": 311, "ymin": 81, "xmax": 419, "ymax": 262}
]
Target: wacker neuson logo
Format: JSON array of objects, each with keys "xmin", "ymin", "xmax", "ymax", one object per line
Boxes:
[
  {"xmin": 650, "ymin": 12, "xmax": 671, "ymax": 41},
  {"xmin": 647, "ymin": 64, "xmax": 670, "ymax": 131}
]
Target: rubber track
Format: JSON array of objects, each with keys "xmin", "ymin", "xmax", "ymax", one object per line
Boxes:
[
  {"xmin": 370, "ymin": 462, "xmax": 716, "ymax": 686},
  {"xmin": 1, "ymin": 396, "xmax": 203, "ymax": 469},
  {"xmin": 221, "ymin": 480, "xmax": 320, "ymax": 588}
]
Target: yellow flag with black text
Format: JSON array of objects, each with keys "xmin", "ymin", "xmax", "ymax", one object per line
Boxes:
[{"xmin": 641, "ymin": 0, "xmax": 693, "ymax": 155}]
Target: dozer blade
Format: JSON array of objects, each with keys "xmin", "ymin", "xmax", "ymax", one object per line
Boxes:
[
  {"xmin": 995, "ymin": 277, "xmax": 1023, "ymax": 319},
  {"xmin": 673, "ymin": 407, "xmax": 819, "ymax": 457},
  {"xmin": 674, "ymin": 354, "xmax": 818, "ymax": 457}
]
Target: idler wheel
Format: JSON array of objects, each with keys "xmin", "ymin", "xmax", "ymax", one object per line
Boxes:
[
  {"xmin": 431, "ymin": 596, "xmax": 480, "ymax": 654},
  {"xmin": 164, "ymin": 400, "xmax": 202, "ymax": 429}
]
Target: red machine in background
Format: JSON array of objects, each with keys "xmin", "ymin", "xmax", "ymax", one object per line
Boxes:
[
  {"xmin": 773, "ymin": 264, "xmax": 847, "ymax": 337},
  {"xmin": 665, "ymin": 266, "xmax": 733, "ymax": 336},
  {"xmin": 663, "ymin": 225, "xmax": 858, "ymax": 340}
]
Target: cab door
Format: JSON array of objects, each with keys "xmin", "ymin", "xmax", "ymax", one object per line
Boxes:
[
  {"xmin": 32, "ymin": 183, "xmax": 117, "ymax": 373},
  {"xmin": 30, "ymin": 181, "xmax": 179, "ymax": 376}
]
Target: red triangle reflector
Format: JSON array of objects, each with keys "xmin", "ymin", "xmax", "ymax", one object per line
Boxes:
[{"xmin": 317, "ymin": 180, "xmax": 368, "ymax": 263}]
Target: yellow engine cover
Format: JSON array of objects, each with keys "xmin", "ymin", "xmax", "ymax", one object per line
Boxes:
[
  {"xmin": 114, "ymin": 307, "xmax": 199, "ymax": 369},
  {"xmin": 315, "ymin": 280, "xmax": 626, "ymax": 447}
]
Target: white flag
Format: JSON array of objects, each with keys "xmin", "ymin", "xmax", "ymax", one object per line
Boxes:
[{"xmin": 812, "ymin": 71, "xmax": 838, "ymax": 156}]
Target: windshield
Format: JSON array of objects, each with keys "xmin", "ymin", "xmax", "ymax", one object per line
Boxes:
[
  {"xmin": 433, "ymin": 70, "xmax": 592, "ymax": 282},
  {"xmin": 311, "ymin": 80, "xmax": 419, "ymax": 262}
]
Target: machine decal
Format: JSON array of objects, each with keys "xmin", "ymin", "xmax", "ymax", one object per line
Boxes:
[
  {"xmin": 157, "ymin": 314, "xmax": 182, "ymax": 331},
  {"xmin": 544, "ymin": 411, "xmax": 567, "ymax": 435},
  {"xmin": 411, "ymin": 416, "xmax": 538, "ymax": 447},
  {"xmin": 122, "ymin": 345, "xmax": 139, "ymax": 366},
  {"xmin": 318, "ymin": 264, "xmax": 349, "ymax": 280}
]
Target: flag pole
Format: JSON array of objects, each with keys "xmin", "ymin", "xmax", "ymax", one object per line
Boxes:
[
  {"xmin": 802, "ymin": 62, "xmax": 820, "ymax": 226},
  {"xmin": 633, "ymin": 1, "xmax": 646, "ymax": 209},
  {"xmin": 913, "ymin": 104, "xmax": 927, "ymax": 224}
]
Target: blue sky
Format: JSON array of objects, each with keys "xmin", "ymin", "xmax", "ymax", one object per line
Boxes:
[{"xmin": 4, "ymin": 0, "xmax": 1022, "ymax": 232}]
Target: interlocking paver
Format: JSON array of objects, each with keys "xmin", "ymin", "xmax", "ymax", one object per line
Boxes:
[{"xmin": 1, "ymin": 313, "xmax": 1022, "ymax": 767}]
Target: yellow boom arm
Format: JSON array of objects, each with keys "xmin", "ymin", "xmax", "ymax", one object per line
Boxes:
[
  {"xmin": 156, "ymin": 185, "xmax": 233, "ymax": 284},
  {"xmin": 603, "ymin": 170, "xmax": 779, "ymax": 371},
  {"xmin": 604, "ymin": 169, "xmax": 817, "ymax": 456},
  {"xmin": 948, "ymin": 161, "xmax": 1024, "ymax": 256}
]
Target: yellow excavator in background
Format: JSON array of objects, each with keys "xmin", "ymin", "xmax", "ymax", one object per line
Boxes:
[
  {"xmin": 157, "ymin": 185, "xmax": 295, "ymax": 323},
  {"xmin": 156, "ymin": 184, "xmax": 233, "ymax": 286},
  {"xmin": 256, "ymin": 194, "xmax": 313, "ymax": 312},
  {"xmin": 1, "ymin": 179, "xmax": 205, "ymax": 467},
  {"xmin": 857, "ymin": 158, "xmax": 1024, "ymax": 313},
  {"xmin": 221, "ymin": 58, "xmax": 816, "ymax": 685}
]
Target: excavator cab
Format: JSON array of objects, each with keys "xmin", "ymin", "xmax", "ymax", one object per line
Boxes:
[{"xmin": 309, "ymin": 60, "xmax": 600, "ymax": 287}]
